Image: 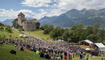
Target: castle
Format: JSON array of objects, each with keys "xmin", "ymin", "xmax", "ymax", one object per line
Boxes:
[{"xmin": 17, "ymin": 12, "xmax": 40, "ymax": 31}]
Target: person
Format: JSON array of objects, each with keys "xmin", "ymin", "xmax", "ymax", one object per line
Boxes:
[
  {"xmin": 56, "ymin": 54, "xmax": 61, "ymax": 60},
  {"xmin": 36, "ymin": 50, "xmax": 40, "ymax": 54},
  {"xmin": 80, "ymin": 53, "xmax": 83, "ymax": 60},
  {"xmin": 40, "ymin": 51, "xmax": 44, "ymax": 58},
  {"xmin": 69, "ymin": 53, "xmax": 72, "ymax": 60},
  {"xmin": 64, "ymin": 52, "xmax": 67, "ymax": 60},
  {"xmin": 101, "ymin": 58, "xmax": 105, "ymax": 60},
  {"xmin": 20, "ymin": 46, "xmax": 24, "ymax": 51},
  {"xmin": 60, "ymin": 52, "xmax": 63, "ymax": 60},
  {"xmin": 86, "ymin": 55, "xmax": 89, "ymax": 60}
]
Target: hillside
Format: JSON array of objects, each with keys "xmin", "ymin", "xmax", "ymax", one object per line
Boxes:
[
  {"xmin": 1, "ymin": 19, "xmax": 13, "ymax": 26},
  {"xmin": 0, "ymin": 44, "xmax": 48, "ymax": 60},
  {"xmin": 39, "ymin": 8, "xmax": 105, "ymax": 27}
]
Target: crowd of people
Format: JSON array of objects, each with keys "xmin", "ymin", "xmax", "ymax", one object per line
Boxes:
[{"xmin": 0, "ymin": 36, "xmax": 105, "ymax": 60}]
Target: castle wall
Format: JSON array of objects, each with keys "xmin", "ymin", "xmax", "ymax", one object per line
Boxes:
[{"xmin": 23, "ymin": 22, "xmax": 36, "ymax": 31}]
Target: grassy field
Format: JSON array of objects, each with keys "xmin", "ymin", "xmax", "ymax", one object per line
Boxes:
[
  {"xmin": 72, "ymin": 55, "xmax": 105, "ymax": 60},
  {"xmin": 0, "ymin": 44, "xmax": 48, "ymax": 60},
  {"xmin": 24, "ymin": 30, "xmax": 58, "ymax": 43},
  {"xmin": 24, "ymin": 30, "xmax": 50, "ymax": 40},
  {"xmin": 0, "ymin": 29, "xmax": 20, "ymax": 38},
  {"xmin": 0, "ymin": 44, "xmax": 105, "ymax": 60}
]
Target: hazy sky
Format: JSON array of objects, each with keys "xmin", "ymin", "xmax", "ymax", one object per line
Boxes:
[{"xmin": 0, "ymin": 0, "xmax": 105, "ymax": 21}]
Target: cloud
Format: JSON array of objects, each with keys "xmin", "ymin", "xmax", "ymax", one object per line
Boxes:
[
  {"xmin": 21, "ymin": 0, "xmax": 52, "ymax": 7},
  {"xmin": 0, "ymin": 8, "xmax": 63, "ymax": 21},
  {"xmin": 20, "ymin": 0, "xmax": 105, "ymax": 19},
  {"xmin": 0, "ymin": 9, "xmax": 38, "ymax": 21},
  {"xmin": 21, "ymin": 0, "xmax": 105, "ymax": 10}
]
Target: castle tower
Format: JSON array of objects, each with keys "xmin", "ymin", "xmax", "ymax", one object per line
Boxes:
[{"xmin": 18, "ymin": 12, "xmax": 25, "ymax": 26}]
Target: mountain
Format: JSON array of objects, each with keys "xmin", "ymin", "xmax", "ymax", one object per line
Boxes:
[
  {"xmin": 1, "ymin": 19, "xmax": 14, "ymax": 26},
  {"xmin": 39, "ymin": 8, "xmax": 105, "ymax": 27}
]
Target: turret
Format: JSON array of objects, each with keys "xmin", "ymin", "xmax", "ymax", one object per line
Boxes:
[{"xmin": 18, "ymin": 12, "xmax": 25, "ymax": 26}]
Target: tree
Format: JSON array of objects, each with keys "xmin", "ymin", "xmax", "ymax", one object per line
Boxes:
[
  {"xmin": 0, "ymin": 23, "xmax": 4, "ymax": 26},
  {"xmin": 50, "ymin": 27, "xmax": 64, "ymax": 40},
  {"xmin": 6, "ymin": 26, "xmax": 12, "ymax": 33},
  {"xmin": 71, "ymin": 24, "xmax": 84, "ymax": 30},
  {"xmin": 93, "ymin": 23, "xmax": 99, "ymax": 34},
  {"xmin": 98, "ymin": 28, "xmax": 105, "ymax": 42},
  {"xmin": 36, "ymin": 22, "xmax": 40, "ymax": 29},
  {"xmin": 87, "ymin": 34, "xmax": 100, "ymax": 42},
  {"xmin": 43, "ymin": 25, "xmax": 54, "ymax": 34},
  {"xmin": 12, "ymin": 18, "xmax": 18, "ymax": 28},
  {"xmin": 12, "ymin": 18, "xmax": 23, "ymax": 31},
  {"xmin": 70, "ymin": 24, "xmax": 85, "ymax": 42},
  {"xmin": 40, "ymin": 24, "xmax": 49, "ymax": 30},
  {"xmin": 62, "ymin": 29, "xmax": 72, "ymax": 42},
  {"xmin": 0, "ymin": 35, "xmax": 5, "ymax": 41},
  {"xmin": 86, "ymin": 26, "xmax": 93, "ymax": 35}
]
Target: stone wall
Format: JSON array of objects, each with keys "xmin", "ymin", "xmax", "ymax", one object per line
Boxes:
[{"xmin": 23, "ymin": 21, "xmax": 36, "ymax": 31}]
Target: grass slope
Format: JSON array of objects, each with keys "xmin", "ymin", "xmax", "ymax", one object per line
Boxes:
[
  {"xmin": 0, "ymin": 44, "xmax": 48, "ymax": 60},
  {"xmin": 25, "ymin": 30, "xmax": 50, "ymax": 40},
  {"xmin": 24, "ymin": 30, "xmax": 58, "ymax": 43},
  {"xmin": 0, "ymin": 29, "xmax": 20, "ymax": 38}
]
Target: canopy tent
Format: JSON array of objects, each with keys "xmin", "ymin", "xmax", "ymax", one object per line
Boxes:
[
  {"xmin": 84, "ymin": 40, "xmax": 93, "ymax": 44},
  {"xmin": 95, "ymin": 43, "xmax": 105, "ymax": 51},
  {"xmin": 79, "ymin": 40, "xmax": 93, "ymax": 46}
]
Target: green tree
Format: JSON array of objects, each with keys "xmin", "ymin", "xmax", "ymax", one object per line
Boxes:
[
  {"xmin": 40, "ymin": 24, "xmax": 49, "ymax": 30},
  {"xmin": 36, "ymin": 22, "xmax": 40, "ymax": 29},
  {"xmin": 0, "ymin": 23, "xmax": 4, "ymax": 26},
  {"xmin": 93, "ymin": 23, "xmax": 99, "ymax": 34},
  {"xmin": 43, "ymin": 25, "xmax": 54, "ymax": 34},
  {"xmin": 69, "ymin": 24, "xmax": 85, "ymax": 42},
  {"xmin": 0, "ymin": 35, "xmax": 5, "ymax": 41},
  {"xmin": 87, "ymin": 34, "xmax": 100, "ymax": 42},
  {"xmin": 6, "ymin": 26, "xmax": 12, "ymax": 33},
  {"xmin": 12, "ymin": 18, "xmax": 23, "ymax": 31},
  {"xmin": 50, "ymin": 27, "xmax": 64, "ymax": 40},
  {"xmin": 98, "ymin": 28, "xmax": 105, "ymax": 42}
]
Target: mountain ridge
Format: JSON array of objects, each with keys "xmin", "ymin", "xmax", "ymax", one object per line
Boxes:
[
  {"xmin": 39, "ymin": 8, "xmax": 105, "ymax": 27},
  {"xmin": 1, "ymin": 8, "xmax": 105, "ymax": 27}
]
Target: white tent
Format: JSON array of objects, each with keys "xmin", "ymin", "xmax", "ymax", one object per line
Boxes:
[
  {"xmin": 85, "ymin": 48, "xmax": 90, "ymax": 50},
  {"xmin": 95, "ymin": 43, "xmax": 105, "ymax": 51},
  {"xmin": 84, "ymin": 40, "xmax": 93, "ymax": 44}
]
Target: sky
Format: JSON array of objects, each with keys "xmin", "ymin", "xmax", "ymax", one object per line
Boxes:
[{"xmin": 0, "ymin": 0, "xmax": 105, "ymax": 21}]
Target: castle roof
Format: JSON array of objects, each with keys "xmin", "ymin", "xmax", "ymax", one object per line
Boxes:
[{"xmin": 18, "ymin": 12, "xmax": 25, "ymax": 16}]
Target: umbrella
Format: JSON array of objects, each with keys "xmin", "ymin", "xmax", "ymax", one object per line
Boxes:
[
  {"xmin": 36, "ymin": 50, "xmax": 40, "ymax": 54},
  {"xmin": 85, "ymin": 48, "xmax": 90, "ymax": 50}
]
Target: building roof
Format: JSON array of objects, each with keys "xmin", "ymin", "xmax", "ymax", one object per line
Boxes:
[
  {"xmin": 84, "ymin": 40, "xmax": 93, "ymax": 44},
  {"xmin": 18, "ymin": 12, "xmax": 25, "ymax": 16},
  {"xmin": 95, "ymin": 43, "xmax": 105, "ymax": 48}
]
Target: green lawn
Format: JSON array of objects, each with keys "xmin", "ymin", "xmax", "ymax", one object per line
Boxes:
[
  {"xmin": 0, "ymin": 29, "xmax": 20, "ymax": 38},
  {"xmin": 24, "ymin": 30, "xmax": 50, "ymax": 40},
  {"xmin": 72, "ymin": 55, "xmax": 105, "ymax": 60},
  {"xmin": 0, "ymin": 44, "xmax": 104, "ymax": 60},
  {"xmin": 24, "ymin": 30, "xmax": 58, "ymax": 44},
  {"xmin": 0, "ymin": 44, "xmax": 48, "ymax": 60}
]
